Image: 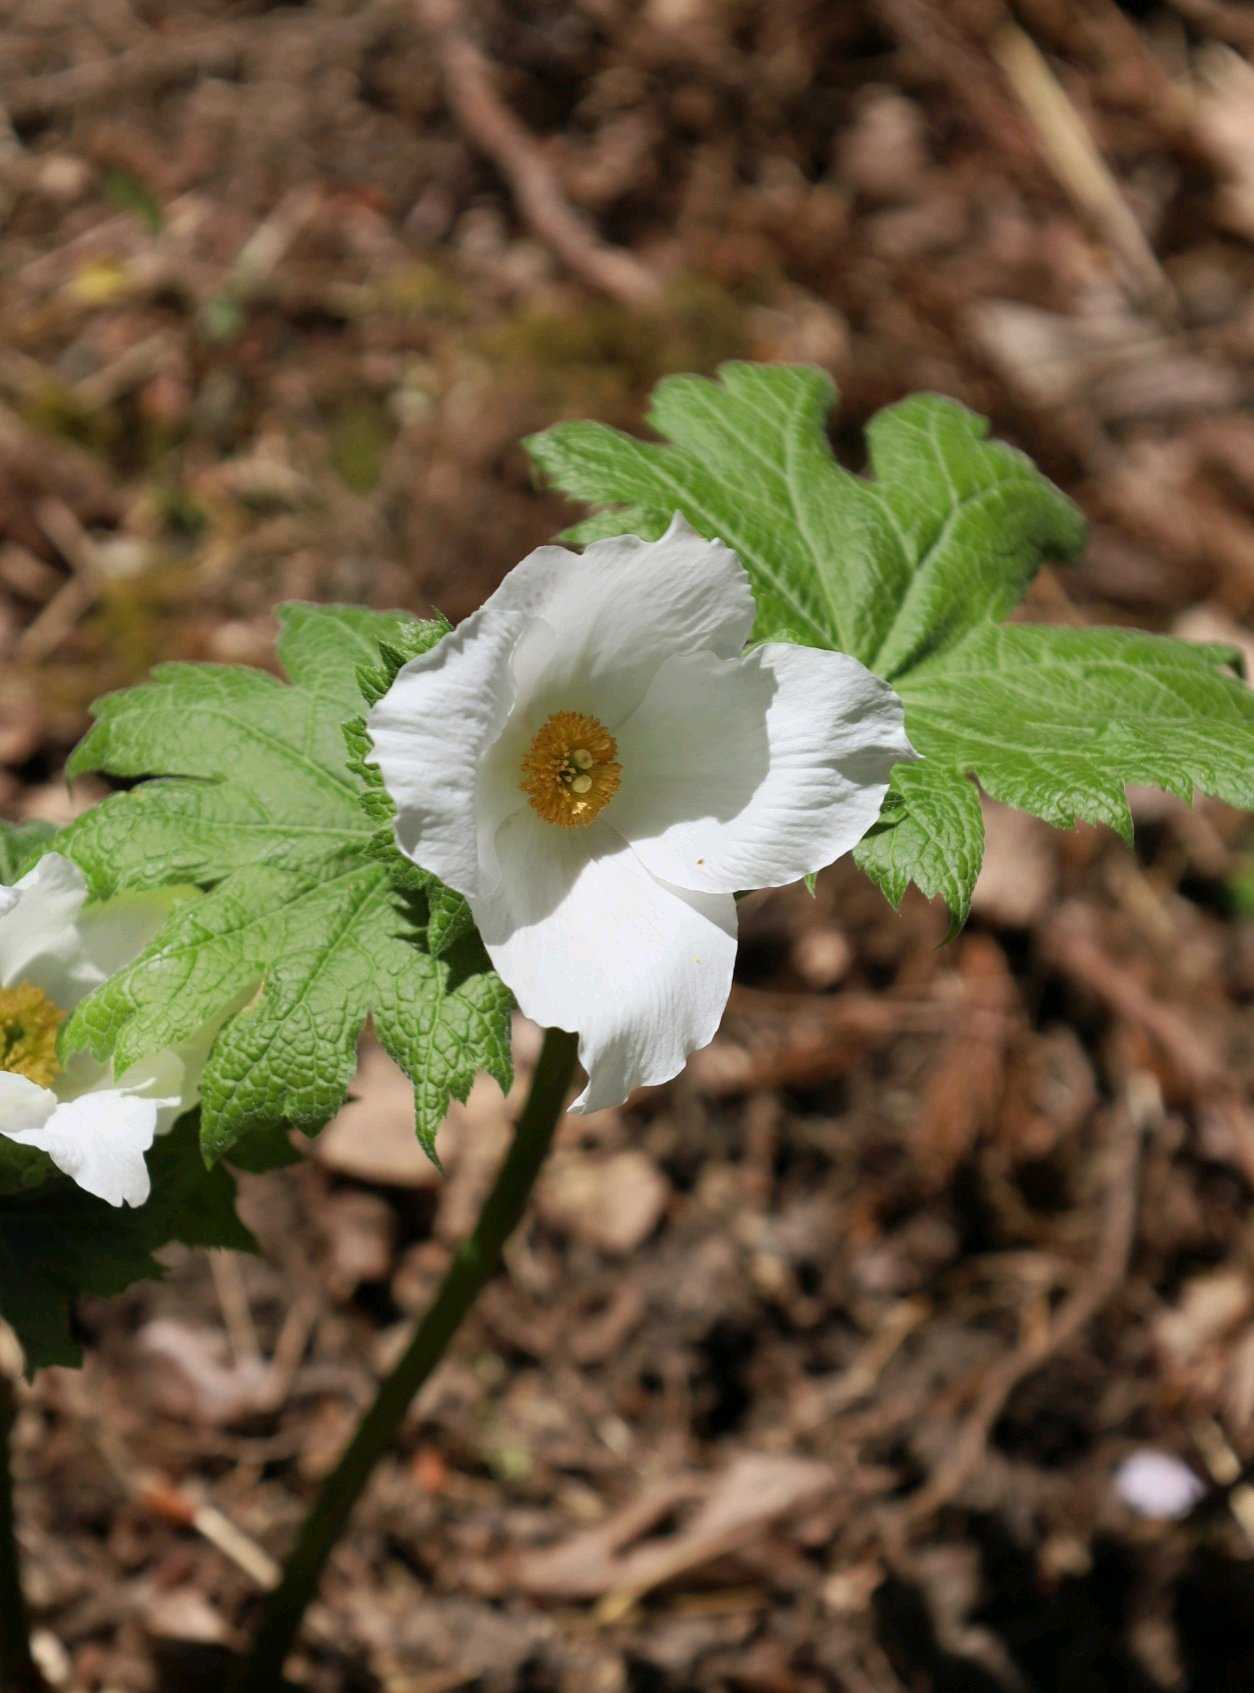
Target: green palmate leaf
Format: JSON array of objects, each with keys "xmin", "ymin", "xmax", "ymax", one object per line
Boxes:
[
  {"xmin": 63, "ymin": 664, "xmax": 366, "ymax": 888},
  {"xmin": 528, "ymin": 361, "xmax": 1254, "ymax": 922},
  {"xmin": 61, "ymin": 604, "xmax": 512, "ymax": 1164},
  {"xmin": 0, "ymin": 1114, "xmax": 255, "ymax": 1373},
  {"xmin": 525, "ymin": 362, "xmax": 1084, "ymax": 670},
  {"xmin": 860, "ymin": 639, "xmax": 1253, "ymax": 926},
  {"xmin": 853, "ymin": 761, "xmax": 986, "ymax": 933},
  {"xmin": 897, "ymin": 626, "xmax": 1254, "ymax": 839},
  {"xmin": 277, "ymin": 603, "xmax": 436, "ymax": 715}
]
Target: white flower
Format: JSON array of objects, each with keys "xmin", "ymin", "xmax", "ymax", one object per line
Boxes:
[
  {"xmin": 0, "ymin": 853, "xmax": 205, "ymax": 1207},
  {"xmin": 368, "ymin": 518, "xmax": 914, "ymax": 1111}
]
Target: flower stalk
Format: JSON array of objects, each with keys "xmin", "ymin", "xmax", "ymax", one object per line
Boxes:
[
  {"xmin": 234, "ymin": 1025, "xmax": 579, "ymax": 1692},
  {"xmin": 0, "ymin": 1375, "xmax": 44, "ymax": 1693}
]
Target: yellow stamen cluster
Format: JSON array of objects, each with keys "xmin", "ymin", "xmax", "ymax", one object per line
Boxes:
[
  {"xmin": 0, "ymin": 981, "xmax": 64, "ymax": 1087},
  {"xmin": 520, "ymin": 711, "xmax": 621, "ymax": 828}
]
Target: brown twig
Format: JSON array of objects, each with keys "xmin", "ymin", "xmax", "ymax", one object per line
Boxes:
[
  {"xmin": 1167, "ymin": 0, "xmax": 1254, "ymax": 50},
  {"xmin": 993, "ymin": 23, "xmax": 1174, "ymax": 310},
  {"xmin": 873, "ymin": 0, "xmax": 1042, "ymax": 179},
  {"xmin": 4, "ymin": 9, "xmax": 393, "ymax": 126},
  {"xmin": 1192, "ymin": 1417, "xmax": 1254, "ymax": 1548},
  {"xmin": 15, "ymin": 502, "xmax": 105, "ymax": 664},
  {"xmin": 0, "ymin": 403, "xmax": 119, "ymax": 523},
  {"xmin": 1042, "ymin": 909, "xmax": 1224, "ymax": 1094},
  {"xmin": 413, "ymin": 0, "xmax": 660, "ymax": 306},
  {"xmin": 137, "ymin": 1478, "xmax": 280, "ymax": 1590},
  {"xmin": 877, "ymin": 3, "xmax": 1174, "ymax": 311},
  {"xmin": 897, "ymin": 1078, "xmax": 1151, "ymax": 1525}
]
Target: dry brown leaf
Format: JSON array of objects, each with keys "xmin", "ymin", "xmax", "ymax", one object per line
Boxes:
[
  {"xmin": 317, "ymin": 1190, "xmax": 396, "ymax": 1298},
  {"xmin": 315, "ymin": 1043, "xmax": 446, "ymax": 1189},
  {"xmin": 970, "ymin": 801, "xmax": 1056, "ymax": 929},
  {"xmin": 1154, "ymin": 1269, "xmax": 1251, "ymax": 1371},
  {"xmin": 145, "ymin": 1587, "xmax": 230, "ymax": 1646},
  {"xmin": 512, "ymin": 1453, "xmax": 836, "ymax": 1601},
  {"xmin": 1196, "ymin": 45, "xmax": 1254, "ymax": 240},
  {"xmin": 537, "ymin": 1150, "xmax": 670, "ymax": 1255},
  {"xmin": 134, "ymin": 1320, "xmax": 280, "ymax": 1427},
  {"xmin": 914, "ymin": 935, "xmax": 1018, "ymax": 1185}
]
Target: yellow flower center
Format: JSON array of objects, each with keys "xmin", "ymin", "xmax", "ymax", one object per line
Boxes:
[
  {"xmin": 520, "ymin": 711, "xmax": 622, "ymax": 828},
  {"xmin": 0, "ymin": 981, "xmax": 64, "ymax": 1087}
]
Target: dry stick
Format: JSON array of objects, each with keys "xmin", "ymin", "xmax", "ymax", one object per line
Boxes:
[
  {"xmin": 235, "ymin": 1027, "xmax": 580, "ymax": 1692},
  {"xmin": 877, "ymin": 1, "xmax": 1173, "ymax": 311},
  {"xmin": 898, "ymin": 1079, "xmax": 1152, "ymax": 1527},
  {"xmin": 414, "ymin": 0, "xmax": 660, "ymax": 307},
  {"xmin": 0, "ymin": 1378, "xmax": 45, "ymax": 1693},
  {"xmin": 134, "ymin": 1476, "xmax": 281, "ymax": 1591},
  {"xmin": 1043, "ymin": 914, "xmax": 1222, "ymax": 1095},
  {"xmin": 993, "ymin": 23, "xmax": 1175, "ymax": 311},
  {"xmin": 1167, "ymin": 0, "xmax": 1254, "ymax": 50},
  {"xmin": 210, "ymin": 1253, "xmax": 262, "ymax": 1365},
  {"xmin": 4, "ymin": 23, "xmax": 268, "ymax": 123},
  {"xmin": 1191, "ymin": 1418, "xmax": 1254, "ymax": 1548},
  {"xmin": 3, "ymin": 8, "xmax": 393, "ymax": 126},
  {"xmin": 874, "ymin": 0, "xmax": 1043, "ymax": 179},
  {"xmin": 16, "ymin": 501, "xmax": 104, "ymax": 664},
  {"xmin": 79, "ymin": 1393, "xmax": 282, "ymax": 1595}
]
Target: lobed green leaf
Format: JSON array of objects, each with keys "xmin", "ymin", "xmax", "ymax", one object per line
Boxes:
[
  {"xmin": 898, "ymin": 625, "xmax": 1254, "ymax": 842},
  {"xmin": 61, "ymin": 605, "xmax": 512, "ymax": 1166},
  {"xmin": 853, "ymin": 762, "xmax": 985, "ymax": 934},
  {"xmin": 526, "ymin": 363, "xmax": 1084, "ymax": 670},
  {"xmin": 529, "ymin": 361, "xmax": 1254, "ymax": 923}
]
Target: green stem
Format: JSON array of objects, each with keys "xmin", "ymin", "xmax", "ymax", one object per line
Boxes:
[
  {"xmin": 0, "ymin": 1376, "xmax": 44, "ymax": 1693},
  {"xmin": 235, "ymin": 1026, "xmax": 579, "ymax": 1692}
]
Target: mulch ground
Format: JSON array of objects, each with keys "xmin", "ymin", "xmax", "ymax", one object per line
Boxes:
[{"xmin": 3, "ymin": 1, "xmax": 1254, "ymax": 1688}]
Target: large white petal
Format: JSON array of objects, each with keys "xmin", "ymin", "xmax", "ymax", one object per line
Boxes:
[
  {"xmin": 508, "ymin": 516, "xmax": 755, "ymax": 730},
  {"xmin": 0, "ymin": 1087, "xmax": 160, "ymax": 1206},
  {"xmin": 116, "ymin": 1045, "xmax": 198, "ymax": 1137},
  {"xmin": 476, "ymin": 811, "xmax": 737, "ymax": 1113},
  {"xmin": 56, "ymin": 1039, "xmax": 190, "ymax": 1118},
  {"xmin": 0, "ymin": 853, "xmax": 100, "ymax": 1004},
  {"xmin": 366, "ymin": 546, "xmax": 571, "ymax": 899},
  {"xmin": 0, "ymin": 1072, "xmax": 57, "ymax": 1138},
  {"xmin": 615, "ymin": 643, "xmax": 914, "ymax": 894}
]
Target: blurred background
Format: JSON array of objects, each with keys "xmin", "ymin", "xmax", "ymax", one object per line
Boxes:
[{"xmin": 3, "ymin": 0, "xmax": 1254, "ymax": 1688}]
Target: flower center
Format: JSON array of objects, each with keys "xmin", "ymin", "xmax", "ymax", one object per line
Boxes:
[
  {"xmin": 520, "ymin": 710, "xmax": 622, "ymax": 829},
  {"xmin": 0, "ymin": 981, "xmax": 64, "ymax": 1087}
]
